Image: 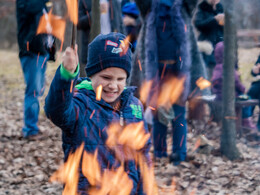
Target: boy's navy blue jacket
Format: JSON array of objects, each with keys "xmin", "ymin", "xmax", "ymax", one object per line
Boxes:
[{"xmin": 45, "ymin": 65, "xmax": 151, "ymax": 194}]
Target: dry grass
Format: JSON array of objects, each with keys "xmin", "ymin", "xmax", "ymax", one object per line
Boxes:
[{"xmin": 238, "ymin": 47, "xmax": 260, "ymax": 89}]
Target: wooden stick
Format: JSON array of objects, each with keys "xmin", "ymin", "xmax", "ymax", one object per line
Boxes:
[{"xmin": 71, "ymin": 23, "xmax": 76, "ymax": 49}]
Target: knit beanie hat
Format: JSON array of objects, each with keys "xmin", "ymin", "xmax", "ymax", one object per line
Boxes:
[
  {"xmin": 85, "ymin": 32, "xmax": 132, "ymax": 78},
  {"xmin": 122, "ymin": 2, "xmax": 140, "ymax": 19}
]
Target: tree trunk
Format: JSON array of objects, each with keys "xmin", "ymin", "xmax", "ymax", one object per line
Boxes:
[
  {"xmin": 90, "ymin": 0, "xmax": 100, "ymax": 42},
  {"xmin": 221, "ymin": 0, "xmax": 241, "ymax": 160},
  {"xmin": 79, "ymin": 0, "xmax": 100, "ymax": 76}
]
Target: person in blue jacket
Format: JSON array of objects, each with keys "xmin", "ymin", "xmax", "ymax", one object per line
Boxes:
[
  {"xmin": 145, "ymin": 0, "xmax": 190, "ymax": 164},
  {"xmin": 45, "ymin": 33, "xmax": 151, "ymax": 194},
  {"xmin": 122, "ymin": 2, "xmax": 141, "ymax": 53}
]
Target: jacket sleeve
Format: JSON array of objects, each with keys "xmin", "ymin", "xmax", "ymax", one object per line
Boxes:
[
  {"xmin": 251, "ymin": 55, "xmax": 260, "ymax": 76},
  {"xmin": 77, "ymin": 0, "xmax": 91, "ymax": 30},
  {"xmin": 24, "ymin": 0, "xmax": 48, "ymax": 15},
  {"xmin": 145, "ymin": 8, "xmax": 158, "ymax": 81},
  {"xmin": 144, "ymin": 5, "xmax": 160, "ymax": 108},
  {"xmin": 194, "ymin": 9, "xmax": 219, "ymax": 32},
  {"xmin": 235, "ymin": 71, "xmax": 245, "ymax": 94},
  {"xmin": 44, "ymin": 65, "xmax": 84, "ymax": 134},
  {"xmin": 135, "ymin": 101, "xmax": 152, "ymax": 195}
]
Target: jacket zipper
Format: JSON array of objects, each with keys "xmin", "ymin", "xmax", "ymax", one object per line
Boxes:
[{"xmin": 120, "ymin": 111, "xmax": 124, "ymax": 127}]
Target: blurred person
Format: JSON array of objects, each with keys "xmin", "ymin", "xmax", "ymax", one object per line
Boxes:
[
  {"xmin": 211, "ymin": 42, "xmax": 257, "ymax": 130},
  {"xmin": 145, "ymin": 0, "xmax": 191, "ymax": 165},
  {"xmin": 247, "ymin": 54, "xmax": 260, "ymax": 131},
  {"xmin": 77, "ymin": 0, "xmax": 123, "ymax": 76},
  {"xmin": 194, "ymin": 0, "xmax": 224, "ymax": 79},
  {"xmin": 16, "ymin": 0, "xmax": 55, "ymax": 139},
  {"xmin": 122, "ymin": 2, "xmax": 141, "ymax": 52},
  {"xmin": 45, "ymin": 33, "xmax": 151, "ymax": 194}
]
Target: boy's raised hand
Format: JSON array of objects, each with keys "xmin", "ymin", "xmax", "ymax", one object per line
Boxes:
[{"xmin": 62, "ymin": 45, "xmax": 79, "ymax": 73}]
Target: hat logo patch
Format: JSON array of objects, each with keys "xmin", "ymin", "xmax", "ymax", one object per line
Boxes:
[
  {"xmin": 111, "ymin": 47, "xmax": 123, "ymax": 54},
  {"xmin": 106, "ymin": 40, "xmax": 118, "ymax": 47}
]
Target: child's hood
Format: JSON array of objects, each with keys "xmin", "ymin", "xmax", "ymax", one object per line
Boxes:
[{"xmin": 214, "ymin": 41, "xmax": 224, "ymax": 65}]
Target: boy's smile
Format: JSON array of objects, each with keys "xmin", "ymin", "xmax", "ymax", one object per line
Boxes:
[{"xmin": 90, "ymin": 67, "xmax": 127, "ymax": 103}]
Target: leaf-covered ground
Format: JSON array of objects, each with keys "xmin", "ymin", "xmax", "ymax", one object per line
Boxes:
[{"xmin": 0, "ymin": 49, "xmax": 259, "ymax": 195}]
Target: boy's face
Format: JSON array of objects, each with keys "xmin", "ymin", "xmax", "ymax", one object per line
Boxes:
[{"xmin": 90, "ymin": 67, "xmax": 127, "ymax": 103}]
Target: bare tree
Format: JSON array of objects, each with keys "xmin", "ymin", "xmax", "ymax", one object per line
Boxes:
[
  {"xmin": 90, "ymin": 0, "xmax": 100, "ymax": 42},
  {"xmin": 221, "ymin": 0, "xmax": 241, "ymax": 160}
]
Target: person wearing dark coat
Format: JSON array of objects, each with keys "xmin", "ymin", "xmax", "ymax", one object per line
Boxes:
[
  {"xmin": 145, "ymin": 0, "xmax": 191, "ymax": 164},
  {"xmin": 211, "ymin": 42, "xmax": 256, "ymax": 130},
  {"xmin": 247, "ymin": 55, "xmax": 260, "ymax": 131},
  {"xmin": 77, "ymin": 0, "xmax": 124, "ymax": 77},
  {"xmin": 194, "ymin": 0, "xmax": 224, "ymax": 79},
  {"xmin": 122, "ymin": 2, "xmax": 141, "ymax": 53},
  {"xmin": 16, "ymin": 0, "xmax": 54, "ymax": 139}
]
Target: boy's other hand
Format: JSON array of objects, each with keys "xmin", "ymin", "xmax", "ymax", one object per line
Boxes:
[{"xmin": 62, "ymin": 45, "xmax": 78, "ymax": 73}]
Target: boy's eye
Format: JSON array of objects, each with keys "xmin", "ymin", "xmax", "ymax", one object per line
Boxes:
[
  {"xmin": 102, "ymin": 76, "xmax": 111, "ymax": 80},
  {"xmin": 118, "ymin": 78, "xmax": 125, "ymax": 81}
]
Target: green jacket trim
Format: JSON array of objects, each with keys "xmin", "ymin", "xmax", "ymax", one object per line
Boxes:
[
  {"xmin": 75, "ymin": 80, "xmax": 94, "ymax": 90},
  {"xmin": 60, "ymin": 63, "xmax": 79, "ymax": 80}
]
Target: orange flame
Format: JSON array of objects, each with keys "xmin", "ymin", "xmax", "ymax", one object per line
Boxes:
[
  {"xmin": 88, "ymin": 165, "xmax": 133, "ymax": 195},
  {"xmin": 192, "ymin": 138, "xmax": 201, "ymax": 152},
  {"xmin": 157, "ymin": 76, "xmax": 185, "ymax": 109},
  {"xmin": 106, "ymin": 122, "xmax": 150, "ymax": 161},
  {"xmin": 82, "ymin": 150, "xmax": 101, "ymax": 186},
  {"xmin": 106, "ymin": 123, "xmax": 122, "ymax": 148},
  {"xmin": 171, "ymin": 177, "xmax": 177, "ymax": 194},
  {"xmin": 50, "ymin": 114, "xmax": 155, "ymax": 194},
  {"xmin": 82, "ymin": 149, "xmax": 133, "ymax": 194},
  {"xmin": 140, "ymin": 80, "xmax": 153, "ymax": 104},
  {"xmin": 138, "ymin": 154, "xmax": 158, "ymax": 195},
  {"xmin": 149, "ymin": 106, "xmax": 156, "ymax": 111},
  {"xmin": 138, "ymin": 59, "xmax": 142, "ymax": 71},
  {"xmin": 196, "ymin": 77, "xmax": 211, "ymax": 90},
  {"xmin": 119, "ymin": 35, "xmax": 131, "ymax": 56},
  {"xmin": 190, "ymin": 188, "xmax": 197, "ymax": 195},
  {"xmin": 37, "ymin": 10, "xmax": 66, "ymax": 42},
  {"xmin": 50, "ymin": 143, "xmax": 84, "ymax": 195},
  {"xmin": 96, "ymin": 85, "xmax": 102, "ymax": 101},
  {"xmin": 118, "ymin": 121, "xmax": 150, "ymax": 151},
  {"xmin": 66, "ymin": 0, "xmax": 78, "ymax": 24}
]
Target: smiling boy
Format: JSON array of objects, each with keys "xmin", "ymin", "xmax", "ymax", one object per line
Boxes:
[{"xmin": 44, "ymin": 33, "xmax": 151, "ymax": 194}]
